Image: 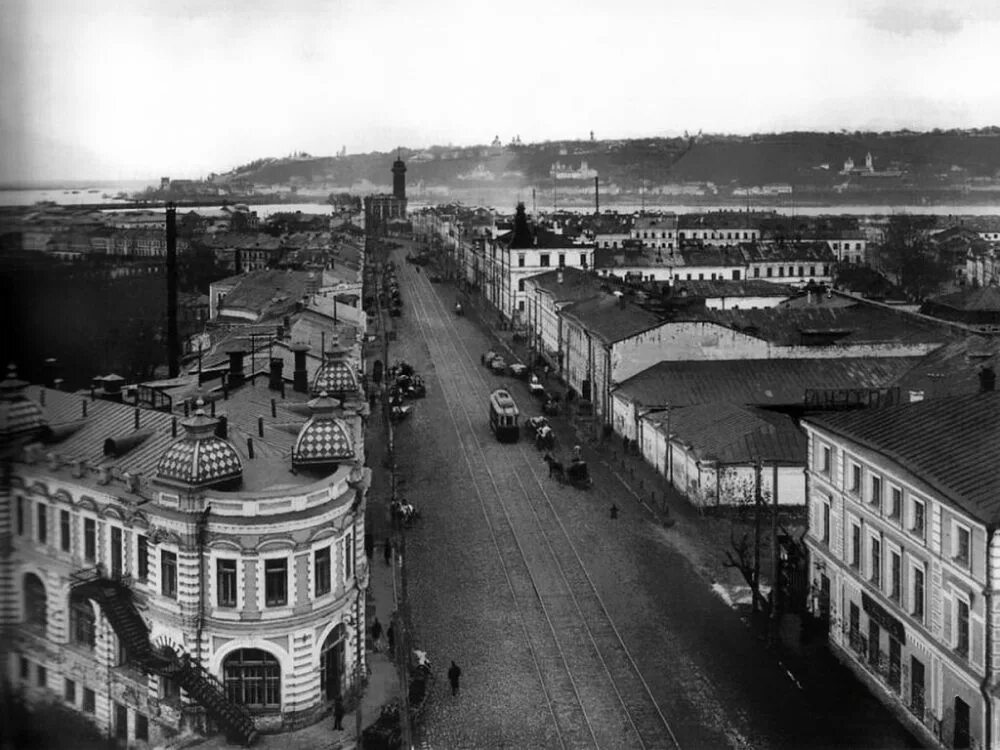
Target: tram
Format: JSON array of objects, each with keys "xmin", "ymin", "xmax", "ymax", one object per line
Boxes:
[{"xmin": 488, "ymin": 388, "xmax": 520, "ymax": 442}]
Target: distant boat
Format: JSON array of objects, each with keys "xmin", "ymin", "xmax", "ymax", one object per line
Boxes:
[
  {"xmin": 87, "ymin": 189, "xmax": 98, "ymax": 194},
  {"xmin": 71, "ymin": 190, "xmax": 80, "ymax": 194}
]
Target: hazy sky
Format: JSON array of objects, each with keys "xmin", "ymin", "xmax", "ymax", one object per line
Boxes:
[{"xmin": 2, "ymin": 0, "xmax": 1000, "ymax": 181}]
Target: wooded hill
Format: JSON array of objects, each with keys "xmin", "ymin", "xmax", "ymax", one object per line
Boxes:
[{"xmin": 219, "ymin": 129, "xmax": 1000, "ymax": 195}]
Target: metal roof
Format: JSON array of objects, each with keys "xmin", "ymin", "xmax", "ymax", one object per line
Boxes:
[
  {"xmin": 806, "ymin": 392, "xmax": 1000, "ymax": 523},
  {"xmin": 615, "ymin": 357, "xmax": 923, "ymax": 408}
]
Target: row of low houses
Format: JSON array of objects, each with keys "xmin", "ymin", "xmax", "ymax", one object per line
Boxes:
[{"xmin": 2, "ymin": 236, "xmax": 376, "ymax": 747}]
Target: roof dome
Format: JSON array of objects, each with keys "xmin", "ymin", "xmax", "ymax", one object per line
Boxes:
[
  {"xmin": 0, "ymin": 364, "xmax": 46, "ymax": 443},
  {"xmin": 292, "ymin": 393, "xmax": 354, "ymax": 468},
  {"xmin": 156, "ymin": 403, "xmax": 243, "ymax": 488},
  {"xmin": 311, "ymin": 339, "xmax": 358, "ymax": 398}
]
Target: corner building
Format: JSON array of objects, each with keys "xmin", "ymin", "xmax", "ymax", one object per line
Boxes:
[
  {"xmin": 803, "ymin": 389, "xmax": 1000, "ymax": 750},
  {"xmin": 1, "ymin": 345, "xmax": 371, "ymax": 747}
]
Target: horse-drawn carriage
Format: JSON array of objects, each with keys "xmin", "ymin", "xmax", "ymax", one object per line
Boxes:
[
  {"xmin": 543, "ymin": 450, "xmax": 593, "ymax": 489},
  {"xmin": 524, "ymin": 416, "xmax": 555, "ymax": 450}
]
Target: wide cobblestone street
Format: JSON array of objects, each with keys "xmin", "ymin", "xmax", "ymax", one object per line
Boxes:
[{"xmin": 377, "ymin": 238, "xmax": 923, "ymax": 750}]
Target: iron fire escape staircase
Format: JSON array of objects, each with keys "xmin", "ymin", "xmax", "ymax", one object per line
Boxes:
[{"xmin": 71, "ymin": 569, "xmax": 259, "ymax": 746}]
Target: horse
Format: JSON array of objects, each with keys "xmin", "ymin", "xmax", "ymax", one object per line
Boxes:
[{"xmin": 542, "ymin": 452, "xmax": 565, "ymax": 481}]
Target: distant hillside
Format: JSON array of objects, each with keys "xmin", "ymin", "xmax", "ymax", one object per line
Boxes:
[{"xmin": 216, "ymin": 129, "xmax": 1000, "ymax": 204}]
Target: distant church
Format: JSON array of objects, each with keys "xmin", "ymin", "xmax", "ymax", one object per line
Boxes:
[{"xmin": 364, "ymin": 154, "xmax": 408, "ymax": 234}]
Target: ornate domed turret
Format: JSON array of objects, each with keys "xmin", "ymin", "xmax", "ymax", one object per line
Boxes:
[
  {"xmin": 311, "ymin": 337, "xmax": 359, "ymax": 400},
  {"xmin": 0, "ymin": 364, "xmax": 46, "ymax": 444},
  {"xmin": 292, "ymin": 392, "xmax": 354, "ymax": 469},
  {"xmin": 156, "ymin": 400, "xmax": 243, "ymax": 489}
]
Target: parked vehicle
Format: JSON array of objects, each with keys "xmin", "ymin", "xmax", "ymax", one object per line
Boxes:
[
  {"xmin": 529, "ymin": 374, "xmax": 546, "ymax": 398},
  {"xmin": 509, "ymin": 362, "xmax": 528, "ymax": 379},
  {"xmin": 489, "ymin": 356, "xmax": 507, "ymax": 374}
]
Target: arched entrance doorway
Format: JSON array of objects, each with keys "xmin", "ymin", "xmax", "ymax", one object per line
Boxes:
[{"xmin": 319, "ymin": 624, "xmax": 347, "ymax": 701}]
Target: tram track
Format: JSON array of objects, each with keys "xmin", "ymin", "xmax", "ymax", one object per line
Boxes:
[{"xmin": 399, "ymin": 256, "xmax": 683, "ymax": 749}]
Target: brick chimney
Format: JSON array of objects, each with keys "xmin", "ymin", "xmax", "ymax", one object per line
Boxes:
[
  {"xmin": 979, "ymin": 365, "xmax": 996, "ymax": 393},
  {"xmin": 227, "ymin": 349, "xmax": 246, "ymax": 388},
  {"xmin": 269, "ymin": 357, "xmax": 284, "ymax": 391},
  {"xmin": 291, "ymin": 343, "xmax": 310, "ymax": 393}
]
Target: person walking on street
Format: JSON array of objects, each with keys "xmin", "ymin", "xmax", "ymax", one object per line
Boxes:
[
  {"xmin": 333, "ymin": 696, "xmax": 345, "ymax": 730},
  {"xmin": 384, "ymin": 536, "xmax": 393, "ymax": 566},
  {"xmin": 447, "ymin": 661, "xmax": 462, "ymax": 696},
  {"xmin": 387, "ymin": 621, "xmax": 396, "ymax": 657},
  {"xmin": 371, "ymin": 617, "xmax": 383, "ymax": 652}
]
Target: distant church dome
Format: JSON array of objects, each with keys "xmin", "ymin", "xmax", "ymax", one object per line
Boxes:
[
  {"xmin": 0, "ymin": 364, "xmax": 46, "ymax": 443},
  {"xmin": 156, "ymin": 402, "xmax": 243, "ymax": 489},
  {"xmin": 292, "ymin": 392, "xmax": 354, "ymax": 468}
]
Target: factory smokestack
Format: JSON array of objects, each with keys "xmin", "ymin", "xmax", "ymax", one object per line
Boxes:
[
  {"xmin": 594, "ymin": 176, "xmax": 599, "ymax": 215},
  {"xmin": 166, "ymin": 203, "xmax": 180, "ymax": 377}
]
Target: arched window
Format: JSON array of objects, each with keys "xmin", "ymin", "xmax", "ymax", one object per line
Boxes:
[
  {"xmin": 224, "ymin": 649, "xmax": 281, "ymax": 708},
  {"xmin": 24, "ymin": 573, "xmax": 46, "ymax": 629},
  {"xmin": 69, "ymin": 590, "xmax": 96, "ymax": 649}
]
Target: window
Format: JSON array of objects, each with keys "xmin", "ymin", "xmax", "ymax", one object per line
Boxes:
[
  {"xmin": 518, "ymin": 279, "xmax": 525, "ymax": 292},
  {"xmin": 821, "ymin": 500, "xmax": 831, "ymax": 544},
  {"xmin": 954, "ymin": 525, "xmax": 971, "ymax": 566},
  {"xmin": 850, "ymin": 523, "xmax": 861, "ymax": 569},
  {"xmin": 224, "ymin": 649, "xmax": 281, "ymax": 708},
  {"xmin": 136, "ymin": 714, "xmax": 148, "ymax": 741},
  {"xmin": 579, "ymin": 253, "xmax": 587, "ymax": 266},
  {"xmin": 84, "ymin": 518, "xmax": 96, "ymax": 561},
  {"xmin": 20, "ymin": 657, "xmax": 29, "ymax": 680},
  {"xmin": 798, "ymin": 266, "xmax": 805, "ymax": 277},
  {"xmin": 870, "ymin": 536, "xmax": 881, "ymax": 587},
  {"xmin": 870, "ymin": 476, "xmax": 882, "ymax": 508},
  {"xmin": 161, "ymin": 550, "xmax": 177, "ymax": 598},
  {"xmin": 912, "ymin": 564, "xmax": 925, "ymax": 620},
  {"xmin": 24, "ymin": 573, "xmax": 46, "ymax": 628},
  {"xmin": 849, "ymin": 463, "xmax": 861, "ymax": 494},
  {"xmin": 911, "ymin": 499, "xmax": 926, "ymax": 539},
  {"xmin": 217, "ymin": 559, "xmax": 237, "ymax": 607},
  {"xmin": 37, "ymin": 665, "xmax": 46, "ymax": 687},
  {"xmin": 137, "ymin": 535, "xmax": 149, "ymax": 580},
  {"xmin": 754, "ymin": 267, "xmax": 760, "ymax": 278},
  {"xmin": 518, "ymin": 300, "xmax": 525, "ymax": 312},
  {"xmin": 766, "ymin": 267, "xmax": 773, "ymax": 278},
  {"xmin": 809, "ymin": 266, "xmax": 816, "ymax": 276},
  {"xmin": 956, "ymin": 598, "xmax": 970, "ymax": 657},
  {"xmin": 315, "ymin": 547, "xmax": 331, "ymax": 597},
  {"xmin": 889, "ymin": 487, "xmax": 902, "ymax": 521},
  {"xmin": 889, "ymin": 550, "xmax": 901, "ymax": 602},
  {"xmin": 778, "ymin": 267, "xmax": 785, "ymax": 277},
  {"xmin": 817, "ymin": 445, "xmax": 831, "ymax": 474},
  {"xmin": 83, "ymin": 688, "xmax": 96, "ymax": 713},
  {"xmin": 37, "ymin": 503, "xmax": 47, "ymax": 544},
  {"xmin": 517, "ymin": 254, "xmax": 525, "ymax": 267},
  {"xmin": 65, "ymin": 678, "xmax": 76, "ymax": 704},
  {"xmin": 70, "ymin": 592, "xmax": 96, "ymax": 648},
  {"xmin": 345, "ymin": 533, "xmax": 354, "ymax": 580},
  {"xmin": 16, "ymin": 497, "xmax": 24, "ymax": 535},
  {"xmin": 539, "ymin": 254, "xmax": 550, "ymax": 267},
  {"xmin": 60, "ymin": 510, "xmax": 70, "ymax": 552},
  {"xmin": 264, "ymin": 558, "xmax": 288, "ymax": 606},
  {"xmin": 558, "ymin": 254, "xmax": 565, "ymax": 267}
]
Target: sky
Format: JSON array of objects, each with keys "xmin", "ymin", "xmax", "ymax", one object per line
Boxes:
[{"xmin": 2, "ymin": 0, "xmax": 1000, "ymax": 182}]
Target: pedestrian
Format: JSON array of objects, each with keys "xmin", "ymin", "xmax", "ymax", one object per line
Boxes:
[
  {"xmin": 387, "ymin": 621, "xmax": 396, "ymax": 657},
  {"xmin": 371, "ymin": 617, "xmax": 383, "ymax": 652},
  {"xmin": 384, "ymin": 536, "xmax": 393, "ymax": 566},
  {"xmin": 447, "ymin": 661, "xmax": 462, "ymax": 696},
  {"xmin": 610, "ymin": 503, "xmax": 619, "ymax": 519},
  {"xmin": 333, "ymin": 696, "xmax": 345, "ymax": 730},
  {"xmin": 544, "ymin": 365, "xmax": 550, "ymax": 381}
]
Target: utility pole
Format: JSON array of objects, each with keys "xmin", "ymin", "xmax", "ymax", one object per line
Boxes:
[
  {"xmin": 753, "ymin": 458, "xmax": 763, "ymax": 614},
  {"xmin": 770, "ymin": 462, "xmax": 780, "ymax": 644}
]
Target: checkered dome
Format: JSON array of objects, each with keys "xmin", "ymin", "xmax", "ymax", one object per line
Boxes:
[
  {"xmin": 311, "ymin": 358, "xmax": 358, "ymax": 398},
  {"xmin": 156, "ymin": 410, "xmax": 243, "ymax": 487},
  {"xmin": 292, "ymin": 393, "xmax": 354, "ymax": 467}
]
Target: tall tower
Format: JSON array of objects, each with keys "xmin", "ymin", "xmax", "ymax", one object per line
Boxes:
[{"xmin": 392, "ymin": 151, "xmax": 406, "ymax": 200}]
